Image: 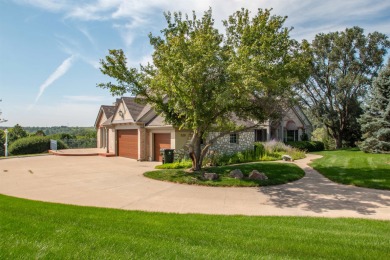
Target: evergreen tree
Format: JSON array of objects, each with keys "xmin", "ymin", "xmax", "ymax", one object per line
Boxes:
[{"xmin": 359, "ymin": 61, "xmax": 390, "ymax": 153}]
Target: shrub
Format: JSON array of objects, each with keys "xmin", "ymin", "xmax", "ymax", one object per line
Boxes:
[
  {"xmin": 155, "ymin": 160, "xmax": 192, "ymax": 169},
  {"xmin": 286, "ymin": 141, "xmax": 325, "ymax": 152},
  {"xmin": 8, "ymin": 136, "xmax": 68, "ymax": 155},
  {"xmin": 300, "ymin": 132, "xmax": 309, "ymax": 141},
  {"xmin": 203, "ymin": 141, "xmax": 305, "ymax": 166}
]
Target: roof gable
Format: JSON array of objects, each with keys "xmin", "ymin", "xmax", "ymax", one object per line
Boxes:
[
  {"xmin": 122, "ymin": 97, "xmax": 148, "ymax": 121},
  {"xmin": 112, "ymin": 99, "xmax": 134, "ymax": 123},
  {"xmin": 95, "ymin": 105, "xmax": 115, "ymax": 128}
]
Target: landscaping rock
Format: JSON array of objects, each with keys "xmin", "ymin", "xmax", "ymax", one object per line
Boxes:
[
  {"xmin": 229, "ymin": 169, "xmax": 244, "ymax": 179},
  {"xmin": 282, "ymin": 155, "xmax": 293, "ymax": 162},
  {"xmin": 203, "ymin": 172, "xmax": 219, "ymax": 180},
  {"xmin": 249, "ymin": 170, "xmax": 268, "ymax": 180}
]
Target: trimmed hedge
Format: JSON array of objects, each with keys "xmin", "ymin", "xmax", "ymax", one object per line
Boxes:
[
  {"xmin": 286, "ymin": 141, "xmax": 325, "ymax": 152},
  {"xmin": 8, "ymin": 136, "xmax": 68, "ymax": 155}
]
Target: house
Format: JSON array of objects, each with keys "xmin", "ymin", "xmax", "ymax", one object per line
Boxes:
[{"xmin": 95, "ymin": 97, "xmax": 312, "ymax": 161}]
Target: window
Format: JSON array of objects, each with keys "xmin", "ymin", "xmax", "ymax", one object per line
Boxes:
[
  {"xmin": 255, "ymin": 129, "xmax": 267, "ymax": 142},
  {"xmin": 230, "ymin": 133, "xmax": 238, "ymax": 144},
  {"xmin": 287, "ymin": 130, "xmax": 299, "ymax": 142}
]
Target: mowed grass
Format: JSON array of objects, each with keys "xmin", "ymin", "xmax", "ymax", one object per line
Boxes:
[
  {"xmin": 311, "ymin": 150, "xmax": 390, "ymax": 190},
  {"xmin": 1, "ymin": 194, "xmax": 389, "ymax": 259},
  {"xmin": 145, "ymin": 162, "xmax": 304, "ymax": 187}
]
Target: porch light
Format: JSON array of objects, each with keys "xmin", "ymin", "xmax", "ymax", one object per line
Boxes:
[{"xmin": 118, "ymin": 110, "xmax": 124, "ymax": 118}]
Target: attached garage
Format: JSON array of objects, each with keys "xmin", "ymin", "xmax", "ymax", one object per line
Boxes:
[
  {"xmin": 117, "ymin": 130, "xmax": 138, "ymax": 159},
  {"xmin": 154, "ymin": 133, "xmax": 171, "ymax": 161}
]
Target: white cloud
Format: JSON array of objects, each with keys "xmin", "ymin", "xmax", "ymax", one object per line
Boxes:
[
  {"xmin": 32, "ymin": 55, "xmax": 76, "ymax": 106},
  {"xmin": 15, "ymin": 1, "xmax": 390, "ymax": 44},
  {"xmin": 66, "ymin": 0, "xmax": 122, "ymax": 21},
  {"xmin": 14, "ymin": 0, "xmax": 68, "ymax": 12}
]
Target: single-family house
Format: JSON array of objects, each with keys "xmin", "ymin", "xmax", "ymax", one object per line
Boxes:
[{"xmin": 95, "ymin": 97, "xmax": 312, "ymax": 161}]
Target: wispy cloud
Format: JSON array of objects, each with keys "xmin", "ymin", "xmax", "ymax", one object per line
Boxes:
[
  {"xmin": 14, "ymin": 0, "xmax": 68, "ymax": 12},
  {"xmin": 31, "ymin": 55, "xmax": 75, "ymax": 108},
  {"xmin": 78, "ymin": 26, "xmax": 97, "ymax": 48},
  {"xmin": 14, "ymin": 0, "xmax": 390, "ymax": 64}
]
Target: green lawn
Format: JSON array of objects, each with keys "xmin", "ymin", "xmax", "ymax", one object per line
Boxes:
[
  {"xmin": 1, "ymin": 194, "xmax": 389, "ymax": 259},
  {"xmin": 145, "ymin": 162, "xmax": 304, "ymax": 187},
  {"xmin": 311, "ymin": 150, "xmax": 390, "ymax": 190}
]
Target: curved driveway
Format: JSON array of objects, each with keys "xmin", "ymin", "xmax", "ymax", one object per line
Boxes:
[{"xmin": 0, "ymin": 154, "xmax": 389, "ymax": 220}]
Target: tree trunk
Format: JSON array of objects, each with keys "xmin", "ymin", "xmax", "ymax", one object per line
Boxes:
[
  {"xmin": 335, "ymin": 134, "xmax": 343, "ymax": 149},
  {"xmin": 188, "ymin": 131, "xmax": 202, "ymax": 171}
]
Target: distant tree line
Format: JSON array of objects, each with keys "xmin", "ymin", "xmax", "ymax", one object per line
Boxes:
[{"xmin": 0, "ymin": 125, "xmax": 97, "ymax": 156}]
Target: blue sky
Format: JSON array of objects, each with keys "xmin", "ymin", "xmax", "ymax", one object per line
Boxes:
[{"xmin": 0, "ymin": 0, "xmax": 389, "ymax": 127}]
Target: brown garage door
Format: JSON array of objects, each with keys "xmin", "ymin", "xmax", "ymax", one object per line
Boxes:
[
  {"xmin": 117, "ymin": 130, "xmax": 138, "ymax": 159},
  {"xmin": 154, "ymin": 133, "xmax": 171, "ymax": 162}
]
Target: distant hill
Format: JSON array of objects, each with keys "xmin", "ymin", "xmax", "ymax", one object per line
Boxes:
[{"xmin": 0, "ymin": 126, "xmax": 96, "ymax": 136}]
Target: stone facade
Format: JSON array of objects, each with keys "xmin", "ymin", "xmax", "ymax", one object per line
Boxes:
[{"xmin": 208, "ymin": 131, "xmax": 255, "ymax": 154}]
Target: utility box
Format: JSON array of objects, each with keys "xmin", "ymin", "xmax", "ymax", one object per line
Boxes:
[{"xmin": 160, "ymin": 149, "xmax": 174, "ymax": 164}]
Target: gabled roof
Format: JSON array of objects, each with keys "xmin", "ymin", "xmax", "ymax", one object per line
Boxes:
[
  {"xmin": 146, "ymin": 114, "xmax": 167, "ymax": 127},
  {"xmin": 96, "ymin": 97, "xmax": 312, "ymax": 130},
  {"xmin": 101, "ymin": 105, "xmax": 116, "ymax": 119},
  {"xmin": 102, "ymin": 115, "xmax": 114, "ymax": 126},
  {"xmin": 122, "ymin": 97, "xmax": 149, "ymax": 121},
  {"xmin": 94, "ymin": 105, "xmax": 116, "ymax": 127},
  {"xmin": 292, "ymin": 106, "xmax": 313, "ymax": 130}
]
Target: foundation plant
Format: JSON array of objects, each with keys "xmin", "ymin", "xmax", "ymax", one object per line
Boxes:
[{"xmin": 204, "ymin": 141, "xmax": 305, "ymax": 167}]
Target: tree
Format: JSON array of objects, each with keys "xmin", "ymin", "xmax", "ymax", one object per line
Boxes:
[
  {"xmin": 359, "ymin": 61, "xmax": 390, "ymax": 153},
  {"xmin": 0, "ymin": 130, "xmax": 5, "ymax": 156},
  {"xmin": 34, "ymin": 130, "xmax": 46, "ymax": 136},
  {"xmin": 8, "ymin": 124, "xmax": 28, "ymax": 143},
  {"xmin": 98, "ymin": 8, "xmax": 309, "ymax": 170},
  {"xmin": 297, "ymin": 27, "xmax": 390, "ymax": 148},
  {"xmin": 0, "ymin": 99, "xmax": 6, "ymax": 124}
]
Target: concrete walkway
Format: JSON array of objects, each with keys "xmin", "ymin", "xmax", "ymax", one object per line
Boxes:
[{"xmin": 0, "ymin": 154, "xmax": 389, "ymax": 220}]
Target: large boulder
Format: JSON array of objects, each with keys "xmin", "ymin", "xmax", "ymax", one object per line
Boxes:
[
  {"xmin": 203, "ymin": 172, "xmax": 219, "ymax": 180},
  {"xmin": 229, "ymin": 169, "xmax": 244, "ymax": 179},
  {"xmin": 249, "ymin": 170, "xmax": 268, "ymax": 180},
  {"xmin": 282, "ymin": 155, "xmax": 293, "ymax": 162}
]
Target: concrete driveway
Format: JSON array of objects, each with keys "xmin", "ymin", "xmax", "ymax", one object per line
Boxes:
[{"xmin": 0, "ymin": 154, "xmax": 389, "ymax": 220}]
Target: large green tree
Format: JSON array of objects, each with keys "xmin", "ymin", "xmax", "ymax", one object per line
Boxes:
[
  {"xmin": 359, "ymin": 61, "xmax": 390, "ymax": 153},
  {"xmin": 297, "ymin": 27, "xmax": 389, "ymax": 148},
  {"xmin": 98, "ymin": 8, "xmax": 309, "ymax": 170}
]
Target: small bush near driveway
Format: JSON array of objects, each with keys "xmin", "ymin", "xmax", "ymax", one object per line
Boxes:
[{"xmin": 8, "ymin": 136, "xmax": 68, "ymax": 155}]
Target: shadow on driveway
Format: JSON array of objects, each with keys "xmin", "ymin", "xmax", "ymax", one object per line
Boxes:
[{"xmin": 260, "ymin": 164, "xmax": 390, "ymax": 216}]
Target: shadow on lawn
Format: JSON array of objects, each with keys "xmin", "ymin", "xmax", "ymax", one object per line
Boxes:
[{"xmin": 259, "ymin": 166, "xmax": 390, "ymax": 215}]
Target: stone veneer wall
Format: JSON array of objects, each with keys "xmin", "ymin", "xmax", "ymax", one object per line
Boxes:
[{"xmin": 208, "ymin": 131, "xmax": 255, "ymax": 154}]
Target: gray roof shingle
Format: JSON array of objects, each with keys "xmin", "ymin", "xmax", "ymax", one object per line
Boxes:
[{"xmin": 122, "ymin": 97, "xmax": 148, "ymax": 121}]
